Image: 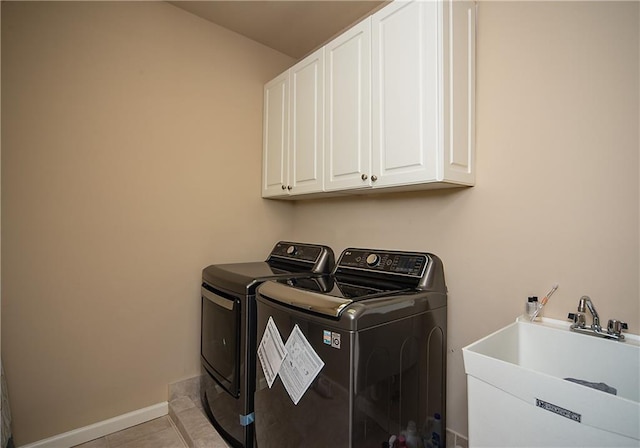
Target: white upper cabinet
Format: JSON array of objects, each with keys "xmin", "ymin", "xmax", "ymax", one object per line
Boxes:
[
  {"xmin": 324, "ymin": 19, "xmax": 372, "ymax": 192},
  {"xmin": 371, "ymin": 0, "xmax": 439, "ymax": 187},
  {"xmin": 371, "ymin": 0, "xmax": 476, "ymax": 188},
  {"xmin": 262, "ymin": 72, "xmax": 289, "ymax": 197},
  {"xmin": 262, "ymin": 0, "xmax": 476, "ymax": 199},
  {"xmin": 289, "ymin": 48, "xmax": 325, "ymax": 195},
  {"xmin": 262, "ymin": 48, "xmax": 324, "ymax": 198}
]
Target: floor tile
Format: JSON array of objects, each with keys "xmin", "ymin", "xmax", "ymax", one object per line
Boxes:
[
  {"xmin": 72, "ymin": 437, "xmax": 109, "ymax": 448},
  {"xmin": 174, "ymin": 407, "xmax": 218, "ymax": 441},
  {"xmin": 456, "ymin": 434, "xmax": 469, "ymax": 448},
  {"xmin": 170, "ymin": 396, "xmax": 195, "ymax": 414},
  {"xmin": 106, "ymin": 416, "xmax": 173, "ymax": 447},
  {"xmin": 116, "ymin": 427, "xmax": 187, "ymax": 448},
  {"xmin": 74, "ymin": 398, "xmax": 223, "ymax": 448},
  {"xmin": 169, "ymin": 376, "xmax": 201, "ymax": 404},
  {"xmin": 194, "ymin": 434, "xmax": 230, "ymax": 448}
]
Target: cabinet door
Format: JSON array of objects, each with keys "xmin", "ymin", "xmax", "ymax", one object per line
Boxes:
[
  {"xmin": 262, "ymin": 72, "xmax": 289, "ymax": 197},
  {"xmin": 324, "ymin": 19, "xmax": 372, "ymax": 192},
  {"xmin": 371, "ymin": 0, "xmax": 440, "ymax": 187},
  {"xmin": 442, "ymin": 0, "xmax": 476, "ymax": 185},
  {"xmin": 289, "ymin": 48, "xmax": 325, "ymax": 195}
]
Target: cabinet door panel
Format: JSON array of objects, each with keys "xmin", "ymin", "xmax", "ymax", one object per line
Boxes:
[
  {"xmin": 289, "ymin": 48, "xmax": 324, "ymax": 194},
  {"xmin": 443, "ymin": 0, "xmax": 476, "ymax": 184},
  {"xmin": 262, "ymin": 73, "xmax": 289, "ymax": 197},
  {"xmin": 325, "ymin": 19, "xmax": 371, "ymax": 191},
  {"xmin": 372, "ymin": 0, "xmax": 440, "ymax": 186}
]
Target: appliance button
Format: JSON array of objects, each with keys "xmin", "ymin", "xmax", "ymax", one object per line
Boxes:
[
  {"xmin": 366, "ymin": 253, "xmax": 380, "ymax": 267},
  {"xmin": 286, "ymin": 245, "xmax": 297, "ymax": 256}
]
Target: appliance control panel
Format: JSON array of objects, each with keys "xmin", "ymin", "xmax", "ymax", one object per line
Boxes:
[
  {"xmin": 338, "ymin": 249, "xmax": 428, "ymax": 277},
  {"xmin": 269, "ymin": 241, "xmax": 324, "ymax": 263}
]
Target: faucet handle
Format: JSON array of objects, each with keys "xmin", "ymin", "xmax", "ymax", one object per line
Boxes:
[
  {"xmin": 607, "ymin": 319, "xmax": 628, "ymax": 336},
  {"xmin": 568, "ymin": 312, "xmax": 586, "ymax": 327}
]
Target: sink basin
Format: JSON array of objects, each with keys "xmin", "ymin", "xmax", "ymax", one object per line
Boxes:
[{"xmin": 463, "ymin": 317, "xmax": 639, "ymax": 447}]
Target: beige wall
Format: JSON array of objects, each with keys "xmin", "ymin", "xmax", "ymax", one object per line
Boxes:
[
  {"xmin": 289, "ymin": 1, "xmax": 640, "ymax": 437},
  {"xmin": 1, "ymin": 2, "xmax": 293, "ymax": 444}
]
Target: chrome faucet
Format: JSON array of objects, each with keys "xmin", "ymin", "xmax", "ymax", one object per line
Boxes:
[
  {"xmin": 568, "ymin": 295, "xmax": 627, "ymax": 341},
  {"xmin": 580, "ymin": 296, "xmax": 601, "ymax": 330}
]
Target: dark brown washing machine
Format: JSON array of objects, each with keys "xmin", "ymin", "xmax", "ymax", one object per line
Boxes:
[
  {"xmin": 200, "ymin": 241, "xmax": 334, "ymax": 448},
  {"xmin": 254, "ymin": 248, "xmax": 447, "ymax": 448}
]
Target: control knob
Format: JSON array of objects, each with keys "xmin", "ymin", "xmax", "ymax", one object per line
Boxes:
[
  {"xmin": 286, "ymin": 245, "xmax": 297, "ymax": 256},
  {"xmin": 366, "ymin": 253, "xmax": 380, "ymax": 267}
]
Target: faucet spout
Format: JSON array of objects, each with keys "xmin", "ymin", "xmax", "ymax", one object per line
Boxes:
[{"xmin": 580, "ymin": 295, "xmax": 601, "ymax": 330}]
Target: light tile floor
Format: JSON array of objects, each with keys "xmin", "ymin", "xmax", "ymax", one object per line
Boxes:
[
  {"xmin": 169, "ymin": 397, "xmax": 230, "ymax": 448},
  {"xmin": 70, "ymin": 400, "xmax": 467, "ymax": 448},
  {"xmin": 72, "ymin": 416, "xmax": 187, "ymax": 448}
]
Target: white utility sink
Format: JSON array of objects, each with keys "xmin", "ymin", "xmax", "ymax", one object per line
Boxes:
[{"xmin": 463, "ymin": 317, "xmax": 640, "ymax": 447}]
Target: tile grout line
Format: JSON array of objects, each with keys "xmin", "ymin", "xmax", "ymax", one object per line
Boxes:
[{"xmin": 168, "ymin": 414, "xmax": 190, "ymax": 448}]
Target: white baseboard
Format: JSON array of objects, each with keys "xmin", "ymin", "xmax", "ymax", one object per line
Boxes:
[{"xmin": 19, "ymin": 402, "xmax": 168, "ymax": 448}]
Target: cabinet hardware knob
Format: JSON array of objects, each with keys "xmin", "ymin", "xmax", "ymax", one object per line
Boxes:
[
  {"xmin": 371, "ymin": 175, "xmax": 378, "ymax": 182},
  {"xmin": 287, "ymin": 185, "xmax": 292, "ymax": 190},
  {"xmin": 281, "ymin": 185, "xmax": 286, "ymax": 190},
  {"xmin": 361, "ymin": 174, "xmax": 368, "ymax": 181}
]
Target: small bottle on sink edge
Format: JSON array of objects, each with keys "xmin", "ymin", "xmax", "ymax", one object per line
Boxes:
[{"xmin": 526, "ymin": 296, "xmax": 539, "ymax": 319}]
